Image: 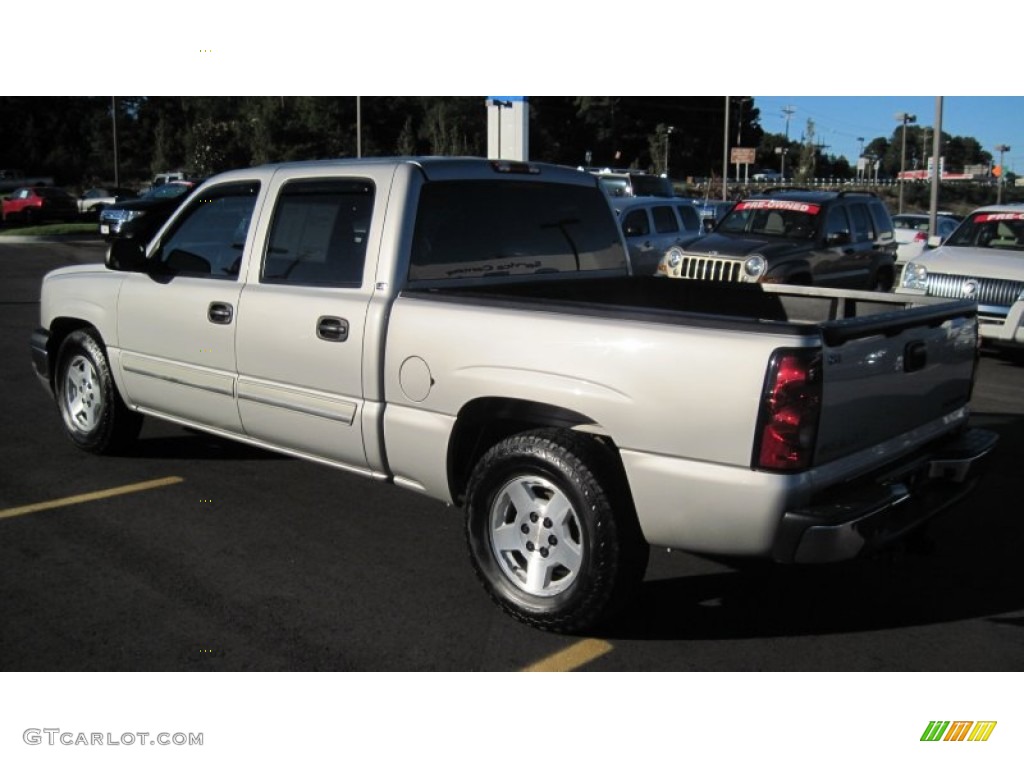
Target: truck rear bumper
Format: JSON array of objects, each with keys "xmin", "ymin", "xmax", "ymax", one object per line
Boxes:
[{"xmin": 773, "ymin": 427, "xmax": 998, "ymax": 564}]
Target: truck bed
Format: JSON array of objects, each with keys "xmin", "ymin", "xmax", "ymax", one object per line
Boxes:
[{"xmin": 407, "ymin": 275, "xmax": 977, "ymax": 338}]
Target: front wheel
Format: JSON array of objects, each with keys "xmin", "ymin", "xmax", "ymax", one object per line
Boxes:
[
  {"xmin": 465, "ymin": 428, "xmax": 648, "ymax": 633},
  {"xmin": 54, "ymin": 329, "xmax": 142, "ymax": 453}
]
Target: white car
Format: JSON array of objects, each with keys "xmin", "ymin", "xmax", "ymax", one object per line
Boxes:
[
  {"xmin": 77, "ymin": 187, "xmax": 137, "ymax": 216},
  {"xmin": 898, "ymin": 204, "xmax": 1024, "ymax": 351},
  {"xmin": 892, "ymin": 212, "xmax": 960, "ymax": 275}
]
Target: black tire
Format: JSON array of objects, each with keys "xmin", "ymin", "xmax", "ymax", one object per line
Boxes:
[
  {"xmin": 465, "ymin": 428, "xmax": 649, "ymax": 633},
  {"xmin": 54, "ymin": 329, "xmax": 142, "ymax": 454},
  {"xmin": 871, "ymin": 266, "xmax": 895, "ymax": 292}
]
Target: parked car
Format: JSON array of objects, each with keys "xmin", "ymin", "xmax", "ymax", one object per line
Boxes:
[
  {"xmin": 751, "ymin": 170, "xmax": 783, "ymax": 182},
  {"xmin": 892, "ymin": 212, "xmax": 960, "ymax": 278},
  {"xmin": 613, "ymin": 196, "xmax": 704, "ymax": 274},
  {"xmin": 657, "ymin": 189, "xmax": 897, "ymax": 290},
  {"xmin": 586, "ymin": 168, "xmax": 675, "ymax": 198},
  {"xmin": 77, "ymin": 187, "xmax": 138, "ymax": 216},
  {"xmin": 1, "ymin": 186, "xmax": 79, "ymax": 225},
  {"xmin": 898, "ymin": 203, "xmax": 1024, "ymax": 353},
  {"xmin": 98, "ymin": 180, "xmax": 196, "ymax": 240}
]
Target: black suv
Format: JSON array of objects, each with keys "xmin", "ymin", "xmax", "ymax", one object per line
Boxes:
[{"xmin": 657, "ymin": 189, "xmax": 897, "ymax": 290}]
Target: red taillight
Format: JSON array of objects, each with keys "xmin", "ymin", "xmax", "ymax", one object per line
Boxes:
[
  {"xmin": 913, "ymin": 231, "xmax": 928, "ymax": 242},
  {"xmin": 755, "ymin": 349, "xmax": 822, "ymax": 471}
]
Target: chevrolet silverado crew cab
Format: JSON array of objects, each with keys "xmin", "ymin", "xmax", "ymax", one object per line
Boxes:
[
  {"xmin": 657, "ymin": 189, "xmax": 897, "ymax": 290},
  {"xmin": 898, "ymin": 204, "xmax": 1024, "ymax": 353},
  {"xmin": 30, "ymin": 158, "xmax": 996, "ymax": 633}
]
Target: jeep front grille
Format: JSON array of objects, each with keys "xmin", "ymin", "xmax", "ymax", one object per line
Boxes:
[
  {"xmin": 678, "ymin": 255, "xmax": 742, "ymax": 282},
  {"xmin": 926, "ymin": 273, "xmax": 1024, "ymax": 309}
]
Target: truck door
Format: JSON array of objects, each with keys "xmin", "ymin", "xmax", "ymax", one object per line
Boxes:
[
  {"xmin": 116, "ymin": 180, "xmax": 262, "ymax": 432},
  {"xmin": 234, "ymin": 175, "xmax": 378, "ymax": 472}
]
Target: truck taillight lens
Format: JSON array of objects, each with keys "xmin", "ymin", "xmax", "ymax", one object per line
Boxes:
[
  {"xmin": 914, "ymin": 231, "xmax": 928, "ymax": 242},
  {"xmin": 755, "ymin": 349, "xmax": 822, "ymax": 471}
]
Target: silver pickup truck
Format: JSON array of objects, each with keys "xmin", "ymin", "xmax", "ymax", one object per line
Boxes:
[{"xmin": 30, "ymin": 157, "xmax": 996, "ymax": 633}]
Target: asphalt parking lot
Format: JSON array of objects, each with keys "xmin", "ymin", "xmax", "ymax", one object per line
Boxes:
[{"xmin": 2, "ymin": 239, "xmax": 1023, "ymax": 671}]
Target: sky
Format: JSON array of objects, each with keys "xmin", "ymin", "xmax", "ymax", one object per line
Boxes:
[{"xmin": 753, "ymin": 96, "xmax": 1022, "ymax": 171}]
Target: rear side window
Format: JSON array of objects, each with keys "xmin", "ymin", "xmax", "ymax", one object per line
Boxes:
[
  {"xmin": 261, "ymin": 178, "xmax": 373, "ymax": 287},
  {"xmin": 410, "ymin": 180, "xmax": 626, "ymax": 281},
  {"xmin": 651, "ymin": 205, "xmax": 678, "ymax": 234}
]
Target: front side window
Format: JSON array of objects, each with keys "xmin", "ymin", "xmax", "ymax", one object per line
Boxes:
[
  {"xmin": 262, "ymin": 178, "xmax": 374, "ymax": 287},
  {"xmin": 848, "ymin": 203, "xmax": 875, "ymax": 243},
  {"xmin": 154, "ymin": 181, "xmax": 260, "ymax": 279},
  {"xmin": 826, "ymin": 206, "xmax": 851, "ymax": 240},
  {"xmin": 676, "ymin": 204, "xmax": 700, "ymax": 231}
]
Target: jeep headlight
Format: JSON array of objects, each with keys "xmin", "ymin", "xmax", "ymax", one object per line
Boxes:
[
  {"xmin": 665, "ymin": 247, "xmax": 683, "ymax": 269},
  {"xmin": 743, "ymin": 254, "xmax": 766, "ymax": 280},
  {"xmin": 902, "ymin": 261, "xmax": 928, "ymax": 290}
]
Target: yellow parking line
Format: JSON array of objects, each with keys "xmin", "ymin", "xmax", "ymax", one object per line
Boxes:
[
  {"xmin": 0, "ymin": 476, "xmax": 185, "ymax": 520},
  {"xmin": 521, "ymin": 639, "xmax": 613, "ymax": 672}
]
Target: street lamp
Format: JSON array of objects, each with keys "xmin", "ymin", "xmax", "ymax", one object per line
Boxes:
[
  {"xmin": 995, "ymin": 144, "xmax": 1011, "ymax": 204},
  {"xmin": 895, "ymin": 112, "xmax": 917, "ymax": 214},
  {"xmin": 663, "ymin": 125, "xmax": 675, "ymax": 177}
]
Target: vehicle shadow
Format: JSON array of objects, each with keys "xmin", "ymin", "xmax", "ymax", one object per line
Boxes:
[{"xmin": 608, "ymin": 410, "xmax": 1024, "ymax": 642}]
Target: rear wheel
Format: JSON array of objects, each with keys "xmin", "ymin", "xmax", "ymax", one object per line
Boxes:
[
  {"xmin": 55, "ymin": 329, "xmax": 142, "ymax": 453},
  {"xmin": 465, "ymin": 428, "xmax": 648, "ymax": 633}
]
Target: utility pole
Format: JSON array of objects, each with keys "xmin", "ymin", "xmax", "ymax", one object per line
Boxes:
[
  {"xmin": 895, "ymin": 111, "xmax": 917, "ymax": 214},
  {"xmin": 929, "ymin": 98, "xmax": 944, "ymax": 238},
  {"xmin": 111, "ymin": 96, "xmax": 119, "ymax": 187},
  {"xmin": 781, "ymin": 105, "xmax": 796, "ymax": 141}
]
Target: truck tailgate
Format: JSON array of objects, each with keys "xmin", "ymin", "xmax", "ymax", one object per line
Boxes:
[{"xmin": 813, "ymin": 300, "xmax": 979, "ymax": 465}]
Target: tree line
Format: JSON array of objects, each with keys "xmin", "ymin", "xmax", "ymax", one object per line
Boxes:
[{"xmin": 0, "ymin": 96, "xmax": 994, "ymax": 189}]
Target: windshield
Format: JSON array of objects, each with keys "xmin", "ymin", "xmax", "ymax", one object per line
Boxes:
[
  {"xmin": 717, "ymin": 199, "xmax": 820, "ymax": 240},
  {"xmin": 945, "ymin": 211, "xmax": 1024, "ymax": 252}
]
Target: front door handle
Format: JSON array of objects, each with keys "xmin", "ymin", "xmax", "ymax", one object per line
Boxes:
[
  {"xmin": 208, "ymin": 302, "xmax": 233, "ymax": 324},
  {"xmin": 317, "ymin": 316, "xmax": 349, "ymax": 342}
]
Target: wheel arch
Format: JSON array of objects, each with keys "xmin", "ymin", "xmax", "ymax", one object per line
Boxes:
[
  {"xmin": 46, "ymin": 317, "xmax": 101, "ymax": 385},
  {"xmin": 447, "ymin": 396, "xmax": 632, "ymax": 509}
]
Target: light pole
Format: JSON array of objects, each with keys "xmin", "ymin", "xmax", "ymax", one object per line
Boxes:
[
  {"xmin": 775, "ymin": 146, "xmax": 788, "ymax": 181},
  {"xmin": 663, "ymin": 125, "xmax": 675, "ymax": 177},
  {"xmin": 895, "ymin": 112, "xmax": 917, "ymax": 214},
  {"xmin": 995, "ymin": 144, "xmax": 1011, "ymax": 204}
]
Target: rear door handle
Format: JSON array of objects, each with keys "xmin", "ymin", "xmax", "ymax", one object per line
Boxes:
[
  {"xmin": 208, "ymin": 302, "xmax": 233, "ymax": 324},
  {"xmin": 317, "ymin": 316, "xmax": 349, "ymax": 342}
]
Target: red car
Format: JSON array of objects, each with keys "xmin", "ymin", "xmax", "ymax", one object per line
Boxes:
[{"xmin": 1, "ymin": 186, "xmax": 79, "ymax": 225}]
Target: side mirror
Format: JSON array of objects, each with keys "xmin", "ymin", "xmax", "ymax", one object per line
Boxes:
[
  {"xmin": 927, "ymin": 235, "xmax": 943, "ymax": 248},
  {"xmin": 827, "ymin": 231, "xmax": 851, "ymax": 246},
  {"xmin": 106, "ymin": 238, "xmax": 147, "ymax": 271}
]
